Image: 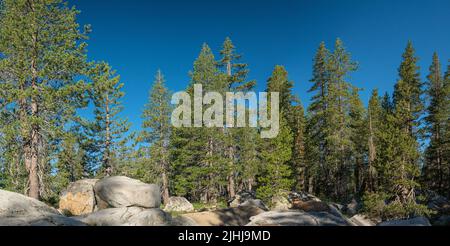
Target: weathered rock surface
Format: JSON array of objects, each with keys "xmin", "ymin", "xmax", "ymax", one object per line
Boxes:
[
  {"xmin": 240, "ymin": 199, "xmax": 268, "ymax": 211},
  {"xmin": 183, "ymin": 206, "xmax": 265, "ymax": 226},
  {"xmin": 94, "ymin": 176, "xmax": 161, "ymax": 209},
  {"xmin": 377, "ymin": 217, "xmax": 431, "ymax": 226},
  {"xmin": 59, "ymin": 179, "xmax": 98, "ymax": 216},
  {"xmin": 291, "ymin": 200, "xmax": 330, "ymax": 212},
  {"xmin": 164, "ymin": 197, "xmax": 194, "ymax": 213},
  {"xmin": 349, "ymin": 214, "xmax": 376, "ymax": 226},
  {"xmin": 246, "ymin": 211, "xmax": 352, "ymax": 226},
  {"xmin": 171, "ymin": 215, "xmax": 199, "ymax": 226},
  {"xmin": 0, "ymin": 189, "xmax": 85, "ymax": 226},
  {"xmin": 79, "ymin": 207, "xmax": 171, "ymax": 226}
]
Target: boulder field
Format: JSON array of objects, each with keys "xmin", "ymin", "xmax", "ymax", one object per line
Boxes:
[{"xmin": 0, "ymin": 177, "xmax": 439, "ymax": 226}]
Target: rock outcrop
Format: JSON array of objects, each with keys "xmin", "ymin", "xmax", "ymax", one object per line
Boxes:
[
  {"xmin": 182, "ymin": 206, "xmax": 265, "ymax": 226},
  {"xmin": 59, "ymin": 179, "xmax": 98, "ymax": 216},
  {"xmin": 164, "ymin": 197, "xmax": 194, "ymax": 213},
  {"xmin": 79, "ymin": 207, "xmax": 171, "ymax": 226},
  {"xmin": 246, "ymin": 211, "xmax": 352, "ymax": 226},
  {"xmin": 0, "ymin": 189, "xmax": 85, "ymax": 226},
  {"xmin": 94, "ymin": 176, "xmax": 161, "ymax": 209}
]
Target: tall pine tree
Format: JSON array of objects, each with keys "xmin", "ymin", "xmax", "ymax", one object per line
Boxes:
[
  {"xmin": 0, "ymin": 0, "xmax": 89, "ymax": 199},
  {"xmin": 140, "ymin": 70, "xmax": 172, "ymax": 204}
]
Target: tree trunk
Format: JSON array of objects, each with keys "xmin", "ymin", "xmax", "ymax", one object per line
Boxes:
[
  {"xmin": 104, "ymin": 96, "xmax": 112, "ymax": 176},
  {"xmin": 161, "ymin": 171, "xmax": 170, "ymax": 204},
  {"xmin": 27, "ymin": 18, "xmax": 40, "ymax": 199}
]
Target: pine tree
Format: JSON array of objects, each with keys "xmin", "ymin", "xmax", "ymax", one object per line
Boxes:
[
  {"xmin": 0, "ymin": 0, "xmax": 90, "ymax": 199},
  {"xmin": 444, "ymin": 60, "xmax": 450, "ymax": 198},
  {"xmin": 366, "ymin": 89, "xmax": 382, "ymax": 192},
  {"xmin": 423, "ymin": 53, "xmax": 447, "ymax": 194},
  {"xmin": 388, "ymin": 42, "xmax": 423, "ymax": 205},
  {"xmin": 170, "ymin": 44, "xmax": 227, "ymax": 203},
  {"xmin": 89, "ymin": 62, "xmax": 130, "ymax": 177},
  {"xmin": 393, "ymin": 41, "xmax": 424, "ymax": 140},
  {"xmin": 219, "ymin": 37, "xmax": 255, "ymax": 199},
  {"xmin": 257, "ymin": 116, "xmax": 293, "ymax": 203},
  {"xmin": 265, "ymin": 65, "xmax": 305, "ymax": 191},
  {"xmin": 323, "ymin": 38, "xmax": 357, "ymax": 200},
  {"xmin": 234, "ymin": 125, "xmax": 261, "ymax": 192},
  {"xmin": 305, "ymin": 42, "xmax": 330, "ymax": 194},
  {"xmin": 291, "ymin": 104, "xmax": 306, "ymax": 191},
  {"xmin": 140, "ymin": 70, "xmax": 172, "ymax": 204},
  {"xmin": 349, "ymin": 87, "xmax": 367, "ymax": 195}
]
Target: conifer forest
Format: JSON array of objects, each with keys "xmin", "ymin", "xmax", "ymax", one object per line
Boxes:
[{"xmin": 0, "ymin": 0, "xmax": 449, "ymax": 226}]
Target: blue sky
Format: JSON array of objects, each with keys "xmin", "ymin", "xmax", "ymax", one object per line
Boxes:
[{"xmin": 71, "ymin": 0, "xmax": 450, "ymax": 133}]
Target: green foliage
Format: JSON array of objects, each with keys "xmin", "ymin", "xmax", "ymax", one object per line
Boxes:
[
  {"xmin": 88, "ymin": 62, "xmax": 130, "ymax": 176},
  {"xmin": 362, "ymin": 192, "xmax": 432, "ymax": 221},
  {"xmin": 423, "ymin": 53, "xmax": 449, "ymax": 195},
  {"xmin": 257, "ymin": 116, "xmax": 294, "ymax": 203},
  {"xmin": 0, "ymin": 0, "xmax": 90, "ymax": 198}
]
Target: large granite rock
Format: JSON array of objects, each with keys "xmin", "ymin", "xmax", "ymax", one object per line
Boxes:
[
  {"xmin": 377, "ymin": 217, "xmax": 431, "ymax": 226},
  {"xmin": 0, "ymin": 189, "xmax": 85, "ymax": 226},
  {"xmin": 182, "ymin": 206, "xmax": 265, "ymax": 226},
  {"xmin": 94, "ymin": 176, "xmax": 161, "ymax": 209},
  {"xmin": 59, "ymin": 179, "xmax": 98, "ymax": 216},
  {"xmin": 164, "ymin": 197, "xmax": 194, "ymax": 213},
  {"xmin": 79, "ymin": 207, "xmax": 171, "ymax": 226},
  {"xmin": 246, "ymin": 211, "xmax": 352, "ymax": 226}
]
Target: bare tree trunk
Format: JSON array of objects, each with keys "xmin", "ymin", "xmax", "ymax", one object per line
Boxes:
[
  {"xmin": 104, "ymin": 96, "xmax": 112, "ymax": 176},
  {"xmin": 161, "ymin": 171, "xmax": 170, "ymax": 204},
  {"xmin": 27, "ymin": 17, "xmax": 40, "ymax": 199},
  {"xmin": 308, "ymin": 176, "xmax": 314, "ymax": 194}
]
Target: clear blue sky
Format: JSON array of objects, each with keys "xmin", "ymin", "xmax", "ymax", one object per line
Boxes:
[{"xmin": 71, "ymin": 0, "xmax": 450, "ymax": 133}]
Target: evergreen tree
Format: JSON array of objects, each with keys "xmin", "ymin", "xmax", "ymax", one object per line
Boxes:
[
  {"xmin": 366, "ymin": 89, "xmax": 382, "ymax": 192},
  {"xmin": 265, "ymin": 65, "xmax": 305, "ymax": 191},
  {"xmin": 219, "ymin": 37, "xmax": 255, "ymax": 198},
  {"xmin": 393, "ymin": 41, "xmax": 424, "ymax": 140},
  {"xmin": 257, "ymin": 116, "xmax": 293, "ymax": 203},
  {"xmin": 0, "ymin": 0, "xmax": 90, "ymax": 199},
  {"xmin": 291, "ymin": 104, "xmax": 306, "ymax": 191},
  {"xmin": 323, "ymin": 38, "xmax": 357, "ymax": 200},
  {"xmin": 423, "ymin": 53, "xmax": 447, "ymax": 194},
  {"xmin": 305, "ymin": 42, "xmax": 330, "ymax": 194},
  {"xmin": 170, "ymin": 44, "xmax": 227, "ymax": 203},
  {"xmin": 387, "ymin": 42, "xmax": 423, "ymax": 206},
  {"xmin": 140, "ymin": 70, "xmax": 172, "ymax": 204},
  {"xmin": 349, "ymin": 87, "xmax": 367, "ymax": 195},
  {"xmin": 89, "ymin": 62, "xmax": 130, "ymax": 176},
  {"xmin": 234, "ymin": 125, "xmax": 261, "ymax": 192}
]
